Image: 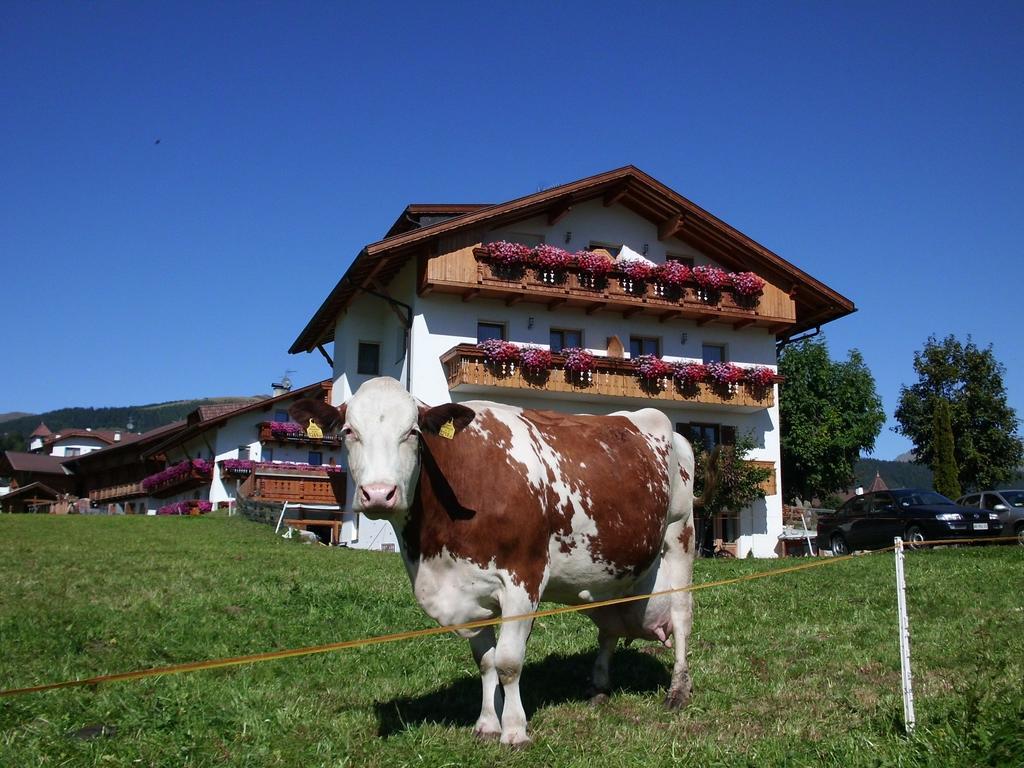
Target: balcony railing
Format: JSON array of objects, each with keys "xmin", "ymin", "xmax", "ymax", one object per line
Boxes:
[
  {"xmin": 419, "ymin": 247, "xmax": 797, "ymax": 330},
  {"xmin": 440, "ymin": 344, "xmax": 776, "ymax": 410},
  {"xmin": 257, "ymin": 422, "xmax": 343, "ymax": 446},
  {"xmin": 89, "ymin": 481, "xmax": 146, "ymax": 503}
]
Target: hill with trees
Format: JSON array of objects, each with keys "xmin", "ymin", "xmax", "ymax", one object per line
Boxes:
[{"xmin": 0, "ymin": 396, "xmax": 266, "ymax": 441}]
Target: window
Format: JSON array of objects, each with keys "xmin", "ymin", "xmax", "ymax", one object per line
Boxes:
[
  {"xmin": 477, "ymin": 322, "xmax": 506, "ymax": 342},
  {"xmin": 550, "ymin": 328, "xmax": 583, "ymax": 352},
  {"xmin": 381, "ymin": 543, "xmax": 397, "ymax": 553},
  {"xmin": 702, "ymin": 344, "xmax": 726, "ymax": 364},
  {"xmin": 630, "ymin": 336, "xmax": 660, "ymax": 358},
  {"xmin": 357, "ymin": 342, "xmax": 381, "ymax": 375},
  {"xmin": 676, "ymin": 422, "xmax": 736, "ymax": 452},
  {"xmin": 64, "ymin": 447, "xmax": 81, "ymax": 457},
  {"xmin": 982, "ymin": 494, "xmax": 1004, "ymax": 511},
  {"xmin": 238, "ymin": 446, "xmax": 250, "ymax": 461},
  {"xmin": 263, "ymin": 447, "xmax": 274, "ymax": 462},
  {"xmin": 871, "ymin": 493, "xmax": 895, "ymax": 514},
  {"xmin": 960, "ymin": 494, "xmax": 980, "ymax": 507},
  {"xmin": 588, "ymin": 241, "xmax": 622, "ymax": 258},
  {"xmin": 274, "ymin": 409, "xmax": 289, "ymax": 423},
  {"xmin": 308, "ymin": 451, "xmax": 322, "ymax": 466}
]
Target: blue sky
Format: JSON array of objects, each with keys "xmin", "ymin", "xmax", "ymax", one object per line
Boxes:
[{"xmin": 2, "ymin": 1, "xmax": 1022, "ymax": 459}]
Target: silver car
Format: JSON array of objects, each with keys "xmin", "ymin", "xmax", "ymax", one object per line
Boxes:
[{"xmin": 956, "ymin": 490, "xmax": 1024, "ymax": 545}]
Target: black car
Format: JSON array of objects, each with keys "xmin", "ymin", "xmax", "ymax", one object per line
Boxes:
[{"xmin": 817, "ymin": 489, "xmax": 1004, "ymax": 555}]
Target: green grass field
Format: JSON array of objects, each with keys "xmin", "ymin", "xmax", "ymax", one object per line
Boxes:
[{"xmin": 1, "ymin": 515, "xmax": 1021, "ymax": 767}]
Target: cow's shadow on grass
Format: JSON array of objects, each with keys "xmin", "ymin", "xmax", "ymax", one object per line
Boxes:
[{"xmin": 375, "ymin": 647, "xmax": 670, "ymax": 737}]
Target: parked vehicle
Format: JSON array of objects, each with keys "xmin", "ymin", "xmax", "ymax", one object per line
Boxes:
[
  {"xmin": 817, "ymin": 489, "xmax": 1004, "ymax": 555},
  {"xmin": 956, "ymin": 490, "xmax": 1024, "ymax": 545}
]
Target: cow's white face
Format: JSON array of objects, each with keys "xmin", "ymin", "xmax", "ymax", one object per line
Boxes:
[
  {"xmin": 342, "ymin": 378, "xmax": 421, "ymax": 518},
  {"xmin": 339, "ymin": 377, "xmax": 475, "ymax": 519}
]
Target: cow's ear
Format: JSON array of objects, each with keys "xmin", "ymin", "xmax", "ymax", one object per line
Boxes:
[
  {"xmin": 418, "ymin": 403, "xmax": 475, "ymax": 436},
  {"xmin": 289, "ymin": 398, "xmax": 346, "ymax": 431}
]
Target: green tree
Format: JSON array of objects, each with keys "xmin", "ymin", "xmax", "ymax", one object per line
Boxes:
[
  {"xmin": 778, "ymin": 336, "xmax": 885, "ymax": 503},
  {"xmin": 895, "ymin": 334, "xmax": 1023, "ymax": 491},
  {"xmin": 931, "ymin": 398, "xmax": 961, "ymax": 498}
]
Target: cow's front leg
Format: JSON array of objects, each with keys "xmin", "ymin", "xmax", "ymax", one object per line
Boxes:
[
  {"xmin": 468, "ymin": 627, "xmax": 502, "ymax": 740},
  {"xmin": 494, "ymin": 597, "xmax": 535, "ymax": 747}
]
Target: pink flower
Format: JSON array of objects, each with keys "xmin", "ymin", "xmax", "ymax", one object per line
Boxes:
[
  {"xmin": 635, "ymin": 355, "xmax": 674, "ymax": 380},
  {"xmin": 520, "ymin": 347, "xmax": 554, "ymax": 372},
  {"xmin": 655, "ymin": 261, "xmax": 692, "ymax": 286},
  {"xmin": 745, "ymin": 366, "xmax": 776, "ymax": 387},
  {"xmin": 483, "ymin": 241, "xmax": 532, "ymax": 266},
  {"xmin": 618, "ymin": 258, "xmax": 656, "ymax": 281},
  {"xmin": 692, "ymin": 265, "xmax": 731, "ymax": 290},
  {"xmin": 706, "ymin": 361, "xmax": 745, "ymax": 384},
  {"xmin": 477, "ymin": 338, "xmax": 520, "ymax": 365},
  {"xmin": 732, "ymin": 271, "xmax": 766, "ymax": 297},
  {"xmin": 674, "ymin": 362, "xmax": 708, "ymax": 385},
  {"xmin": 532, "ymin": 245, "xmax": 574, "ymax": 270},
  {"xmin": 562, "ymin": 347, "xmax": 595, "ymax": 374},
  {"xmin": 573, "ymin": 250, "xmax": 614, "ymax": 276}
]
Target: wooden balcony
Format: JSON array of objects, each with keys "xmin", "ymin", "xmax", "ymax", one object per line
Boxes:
[
  {"xmin": 441, "ymin": 344, "xmax": 775, "ymax": 411},
  {"xmin": 419, "ymin": 247, "xmax": 797, "ymax": 331},
  {"xmin": 240, "ymin": 467, "xmax": 347, "ymax": 506},
  {"xmin": 89, "ymin": 482, "xmax": 145, "ymax": 503}
]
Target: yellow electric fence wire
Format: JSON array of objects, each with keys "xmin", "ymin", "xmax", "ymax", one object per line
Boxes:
[{"xmin": 0, "ymin": 535, "xmax": 1015, "ymax": 698}]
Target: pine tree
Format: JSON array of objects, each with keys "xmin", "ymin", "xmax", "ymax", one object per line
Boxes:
[{"xmin": 931, "ymin": 398, "xmax": 961, "ymax": 498}]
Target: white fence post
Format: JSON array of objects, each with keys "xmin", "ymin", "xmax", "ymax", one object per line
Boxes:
[{"xmin": 894, "ymin": 537, "xmax": 916, "ymax": 733}]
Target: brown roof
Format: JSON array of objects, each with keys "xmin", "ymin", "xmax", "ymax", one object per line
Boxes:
[
  {"xmin": 867, "ymin": 472, "xmax": 889, "ymax": 493},
  {"xmin": 289, "ymin": 165, "xmax": 856, "ymax": 354},
  {"xmin": 383, "ymin": 203, "xmax": 494, "ymax": 239},
  {"xmin": 62, "ymin": 420, "xmax": 188, "ymax": 469},
  {"xmin": 1, "ymin": 451, "xmax": 68, "ymax": 475},
  {"xmin": 0, "ymin": 481, "xmax": 61, "ymax": 503},
  {"xmin": 143, "ymin": 380, "xmax": 333, "ymax": 458},
  {"xmin": 46, "ymin": 429, "xmax": 117, "ymax": 446},
  {"xmin": 30, "ymin": 422, "xmax": 53, "ymax": 438}
]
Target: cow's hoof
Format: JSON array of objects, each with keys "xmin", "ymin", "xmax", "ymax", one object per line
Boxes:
[
  {"xmin": 473, "ymin": 725, "xmax": 501, "ymax": 742},
  {"xmin": 588, "ymin": 692, "xmax": 610, "ymax": 707},
  {"xmin": 664, "ymin": 687, "xmax": 691, "ymax": 711},
  {"xmin": 500, "ymin": 730, "xmax": 531, "ymax": 749}
]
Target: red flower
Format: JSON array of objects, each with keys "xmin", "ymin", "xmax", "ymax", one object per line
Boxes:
[
  {"xmin": 674, "ymin": 362, "xmax": 708, "ymax": 385},
  {"xmin": 732, "ymin": 272, "xmax": 766, "ymax": 297},
  {"xmin": 483, "ymin": 241, "xmax": 532, "ymax": 266},
  {"xmin": 618, "ymin": 258, "xmax": 656, "ymax": 281},
  {"xmin": 655, "ymin": 260, "xmax": 692, "ymax": 286},
  {"xmin": 692, "ymin": 265, "xmax": 731, "ymax": 290}
]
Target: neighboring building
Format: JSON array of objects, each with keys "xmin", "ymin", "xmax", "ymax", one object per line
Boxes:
[
  {"xmin": 290, "ymin": 166, "xmax": 854, "ymax": 557},
  {"xmin": 0, "ymin": 454, "xmax": 75, "ymax": 501}
]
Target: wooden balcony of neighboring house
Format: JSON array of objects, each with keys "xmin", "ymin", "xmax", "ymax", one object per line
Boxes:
[
  {"xmin": 89, "ymin": 481, "xmax": 146, "ymax": 503},
  {"xmin": 418, "ymin": 246, "xmax": 798, "ymax": 332},
  {"xmin": 257, "ymin": 422, "xmax": 343, "ymax": 447},
  {"xmin": 142, "ymin": 461, "xmax": 214, "ymax": 499},
  {"xmin": 440, "ymin": 344, "xmax": 778, "ymax": 412}
]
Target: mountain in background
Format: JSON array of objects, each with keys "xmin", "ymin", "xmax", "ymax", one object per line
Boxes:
[
  {"xmin": 0, "ymin": 396, "xmax": 266, "ymax": 439},
  {"xmin": 0, "ymin": 412, "xmax": 33, "ymax": 424},
  {"xmin": 853, "ymin": 458, "xmax": 933, "ymax": 490}
]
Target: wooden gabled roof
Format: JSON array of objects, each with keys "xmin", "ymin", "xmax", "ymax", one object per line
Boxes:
[{"xmin": 290, "ymin": 165, "xmax": 855, "ymax": 354}]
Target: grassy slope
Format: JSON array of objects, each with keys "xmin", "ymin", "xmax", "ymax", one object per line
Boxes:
[{"xmin": 0, "ymin": 516, "xmax": 1021, "ymax": 767}]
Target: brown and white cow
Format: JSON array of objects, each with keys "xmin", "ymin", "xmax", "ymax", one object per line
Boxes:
[{"xmin": 291, "ymin": 377, "xmax": 699, "ymax": 746}]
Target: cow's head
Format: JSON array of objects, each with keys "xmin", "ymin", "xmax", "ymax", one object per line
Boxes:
[{"xmin": 291, "ymin": 377, "xmax": 474, "ymax": 519}]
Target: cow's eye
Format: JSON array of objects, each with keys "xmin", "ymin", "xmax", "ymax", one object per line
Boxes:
[
  {"xmin": 341, "ymin": 426, "xmax": 357, "ymax": 441},
  {"xmin": 404, "ymin": 428, "xmax": 420, "ymax": 442}
]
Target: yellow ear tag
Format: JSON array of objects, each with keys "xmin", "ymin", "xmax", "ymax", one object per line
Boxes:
[
  {"xmin": 306, "ymin": 419, "xmax": 323, "ymax": 439},
  {"xmin": 438, "ymin": 419, "xmax": 456, "ymax": 440}
]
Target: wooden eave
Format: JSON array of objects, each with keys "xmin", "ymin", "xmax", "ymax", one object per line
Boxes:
[{"xmin": 290, "ymin": 165, "xmax": 855, "ymax": 353}]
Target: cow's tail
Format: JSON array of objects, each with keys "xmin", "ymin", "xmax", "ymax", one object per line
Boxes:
[{"xmin": 693, "ymin": 445, "xmax": 721, "ymax": 511}]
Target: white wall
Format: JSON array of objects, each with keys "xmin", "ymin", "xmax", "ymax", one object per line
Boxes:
[{"xmin": 49, "ymin": 436, "xmax": 111, "ymax": 457}]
